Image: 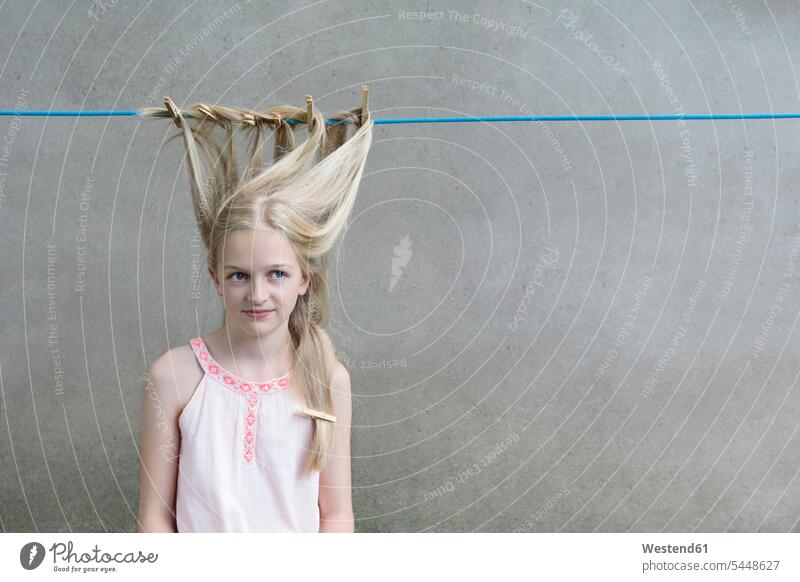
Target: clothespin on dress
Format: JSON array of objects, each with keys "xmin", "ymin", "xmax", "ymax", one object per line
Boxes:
[{"xmin": 302, "ymin": 407, "xmax": 336, "ymax": 423}]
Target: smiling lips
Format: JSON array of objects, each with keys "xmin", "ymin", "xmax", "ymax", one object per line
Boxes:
[{"xmin": 243, "ymin": 309, "xmax": 274, "ymax": 319}]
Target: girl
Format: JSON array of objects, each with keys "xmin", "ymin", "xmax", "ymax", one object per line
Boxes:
[{"xmin": 135, "ymin": 88, "xmax": 373, "ymax": 532}]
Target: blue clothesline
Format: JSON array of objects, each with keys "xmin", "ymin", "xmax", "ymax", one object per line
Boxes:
[{"xmin": 0, "ymin": 110, "xmax": 799, "ymax": 124}]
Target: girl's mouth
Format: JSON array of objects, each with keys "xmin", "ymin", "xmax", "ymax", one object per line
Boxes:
[{"xmin": 242, "ymin": 309, "xmax": 275, "ymax": 319}]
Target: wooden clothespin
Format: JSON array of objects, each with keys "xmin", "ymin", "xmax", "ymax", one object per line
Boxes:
[
  {"xmin": 360, "ymin": 84, "xmax": 369, "ymax": 126},
  {"xmin": 196, "ymin": 103, "xmax": 218, "ymax": 121},
  {"xmin": 306, "ymin": 95, "xmax": 314, "ymax": 132},
  {"xmin": 302, "ymin": 407, "xmax": 336, "ymax": 423},
  {"xmin": 163, "ymin": 96, "xmax": 182, "ymax": 128},
  {"xmin": 242, "ymin": 112, "xmax": 256, "ymax": 126}
]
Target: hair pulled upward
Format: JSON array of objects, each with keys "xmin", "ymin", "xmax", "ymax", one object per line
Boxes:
[{"xmin": 140, "ymin": 87, "xmax": 373, "ymax": 473}]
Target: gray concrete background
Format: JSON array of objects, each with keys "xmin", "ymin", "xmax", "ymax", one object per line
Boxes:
[{"xmin": 1, "ymin": 0, "xmax": 799, "ymax": 532}]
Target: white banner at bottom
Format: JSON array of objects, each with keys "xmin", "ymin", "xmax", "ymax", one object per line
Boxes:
[{"xmin": 1, "ymin": 533, "xmax": 797, "ymax": 581}]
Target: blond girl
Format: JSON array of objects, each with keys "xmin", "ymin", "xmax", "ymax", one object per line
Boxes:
[{"xmin": 135, "ymin": 88, "xmax": 372, "ymax": 532}]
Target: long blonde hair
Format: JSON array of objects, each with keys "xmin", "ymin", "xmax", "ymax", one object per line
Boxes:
[{"xmin": 140, "ymin": 88, "xmax": 373, "ymax": 473}]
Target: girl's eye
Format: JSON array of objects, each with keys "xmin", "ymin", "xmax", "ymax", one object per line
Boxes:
[{"xmin": 228, "ymin": 271, "xmax": 287, "ymax": 281}]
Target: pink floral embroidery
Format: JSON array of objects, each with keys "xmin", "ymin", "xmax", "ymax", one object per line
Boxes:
[
  {"xmin": 243, "ymin": 397, "xmax": 260, "ymax": 462},
  {"xmin": 189, "ymin": 337, "xmax": 290, "ymax": 464}
]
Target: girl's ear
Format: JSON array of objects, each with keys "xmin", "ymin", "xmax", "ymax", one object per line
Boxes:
[
  {"xmin": 299, "ymin": 272, "xmax": 311, "ymax": 296},
  {"xmin": 208, "ymin": 267, "xmax": 223, "ymax": 296}
]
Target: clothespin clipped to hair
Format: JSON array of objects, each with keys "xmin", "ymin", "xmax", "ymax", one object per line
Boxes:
[
  {"xmin": 242, "ymin": 112, "xmax": 256, "ymax": 126},
  {"xmin": 196, "ymin": 103, "xmax": 218, "ymax": 121},
  {"xmin": 360, "ymin": 84, "xmax": 369, "ymax": 126},
  {"xmin": 163, "ymin": 96, "xmax": 182, "ymax": 128},
  {"xmin": 306, "ymin": 95, "xmax": 314, "ymax": 132},
  {"xmin": 302, "ymin": 407, "xmax": 336, "ymax": 423}
]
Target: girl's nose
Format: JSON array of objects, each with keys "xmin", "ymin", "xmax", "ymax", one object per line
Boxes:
[{"xmin": 248, "ymin": 278, "xmax": 270, "ymax": 304}]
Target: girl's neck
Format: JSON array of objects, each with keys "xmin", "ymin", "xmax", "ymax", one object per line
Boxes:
[{"xmin": 207, "ymin": 324, "xmax": 294, "ymax": 375}]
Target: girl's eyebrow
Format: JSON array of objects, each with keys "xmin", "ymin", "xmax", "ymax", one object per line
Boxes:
[{"xmin": 223, "ymin": 264, "xmax": 292, "ymax": 270}]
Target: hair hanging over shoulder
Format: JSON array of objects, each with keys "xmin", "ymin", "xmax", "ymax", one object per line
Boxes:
[{"xmin": 140, "ymin": 87, "xmax": 373, "ymax": 474}]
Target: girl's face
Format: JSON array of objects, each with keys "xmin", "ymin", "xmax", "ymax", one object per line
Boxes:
[{"xmin": 209, "ymin": 227, "xmax": 310, "ymax": 337}]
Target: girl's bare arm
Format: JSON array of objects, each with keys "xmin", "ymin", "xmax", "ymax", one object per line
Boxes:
[
  {"xmin": 318, "ymin": 363, "xmax": 355, "ymax": 533},
  {"xmin": 135, "ymin": 350, "xmax": 184, "ymax": 533}
]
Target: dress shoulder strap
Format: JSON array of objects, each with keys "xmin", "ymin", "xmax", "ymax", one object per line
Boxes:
[{"xmin": 189, "ymin": 337, "xmax": 211, "ymax": 373}]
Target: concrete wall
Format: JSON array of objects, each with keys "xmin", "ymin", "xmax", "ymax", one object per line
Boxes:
[{"xmin": 1, "ymin": 0, "xmax": 799, "ymax": 532}]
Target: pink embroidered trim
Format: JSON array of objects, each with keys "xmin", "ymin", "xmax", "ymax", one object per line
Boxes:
[{"xmin": 190, "ymin": 337, "xmax": 290, "ymax": 464}]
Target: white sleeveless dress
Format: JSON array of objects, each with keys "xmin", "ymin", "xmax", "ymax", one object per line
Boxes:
[{"xmin": 175, "ymin": 336, "xmax": 320, "ymax": 532}]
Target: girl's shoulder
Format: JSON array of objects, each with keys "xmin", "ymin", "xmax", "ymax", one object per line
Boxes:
[{"xmin": 148, "ymin": 343, "xmax": 205, "ymax": 413}]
